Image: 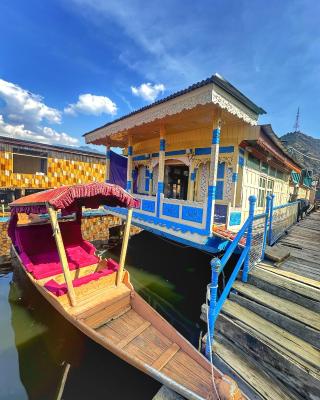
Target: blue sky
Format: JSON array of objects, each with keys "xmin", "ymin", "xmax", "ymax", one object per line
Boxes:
[{"xmin": 0, "ymin": 0, "xmax": 319, "ymax": 149}]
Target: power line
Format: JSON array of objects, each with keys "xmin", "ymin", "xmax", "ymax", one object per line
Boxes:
[{"xmin": 288, "ymin": 146, "xmax": 320, "ymax": 163}]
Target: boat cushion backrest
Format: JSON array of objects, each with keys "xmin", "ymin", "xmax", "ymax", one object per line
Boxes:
[{"xmin": 15, "ymin": 220, "xmax": 85, "ymax": 256}]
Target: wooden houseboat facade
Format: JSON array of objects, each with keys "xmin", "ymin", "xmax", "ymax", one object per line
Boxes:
[{"xmin": 84, "ymin": 74, "xmax": 305, "ymax": 252}]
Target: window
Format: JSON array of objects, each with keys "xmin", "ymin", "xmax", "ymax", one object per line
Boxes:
[
  {"xmin": 13, "ymin": 147, "xmax": 48, "ymax": 175},
  {"xmin": 267, "ymin": 179, "xmax": 274, "ymax": 196},
  {"xmin": 247, "ymin": 154, "xmax": 260, "ymax": 171},
  {"xmin": 261, "ymin": 162, "xmax": 269, "ymax": 174},
  {"xmin": 257, "ymin": 177, "xmax": 267, "ymax": 208},
  {"xmin": 164, "ymin": 164, "xmax": 189, "ymax": 200}
]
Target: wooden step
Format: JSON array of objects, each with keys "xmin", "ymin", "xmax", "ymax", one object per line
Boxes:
[
  {"xmin": 232, "ymin": 281, "xmax": 320, "ymax": 331},
  {"xmin": 249, "ymin": 266, "xmax": 320, "ymax": 312},
  {"xmin": 258, "ymin": 262, "xmax": 320, "ymax": 289},
  {"xmin": 212, "ymin": 335, "xmax": 296, "ymax": 400},
  {"xmin": 229, "ymin": 292, "xmax": 320, "ymax": 349},
  {"xmin": 218, "ymin": 301, "xmax": 320, "ymax": 400},
  {"xmin": 71, "ymin": 283, "xmax": 131, "ymax": 317},
  {"xmin": 81, "ymin": 291, "xmax": 131, "ymax": 329}
]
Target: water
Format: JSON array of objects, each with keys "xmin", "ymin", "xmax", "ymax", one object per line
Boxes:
[{"xmin": 0, "ymin": 231, "xmax": 212, "ymax": 400}]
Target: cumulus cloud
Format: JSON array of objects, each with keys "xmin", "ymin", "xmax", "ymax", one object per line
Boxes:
[
  {"xmin": 0, "ymin": 115, "xmax": 79, "ymax": 146},
  {"xmin": 0, "ymin": 78, "xmax": 78, "ymax": 146},
  {"xmin": 131, "ymin": 83, "xmax": 165, "ymax": 102},
  {"xmin": 65, "ymin": 93, "xmax": 117, "ymax": 116},
  {"xmin": 0, "ymin": 79, "xmax": 62, "ymax": 127}
]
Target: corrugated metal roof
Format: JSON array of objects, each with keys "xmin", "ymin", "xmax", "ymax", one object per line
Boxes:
[
  {"xmin": 0, "ymin": 135, "xmax": 105, "ymax": 158},
  {"xmin": 83, "ymin": 73, "xmax": 266, "ymax": 137}
]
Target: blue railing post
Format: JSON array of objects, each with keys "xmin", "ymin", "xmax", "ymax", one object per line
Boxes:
[
  {"xmin": 268, "ymin": 194, "xmax": 275, "ymax": 245},
  {"xmin": 205, "ymin": 257, "xmax": 221, "ymax": 359},
  {"xmin": 261, "ymin": 195, "xmax": 271, "ymax": 259},
  {"xmin": 242, "ymin": 195, "xmax": 256, "ymax": 283}
]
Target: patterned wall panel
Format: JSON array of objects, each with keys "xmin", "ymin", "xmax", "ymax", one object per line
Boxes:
[{"xmin": 0, "ymin": 145, "xmax": 106, "ymax": 190}]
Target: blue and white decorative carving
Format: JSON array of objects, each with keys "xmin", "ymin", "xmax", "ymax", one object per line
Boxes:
[{"xmin": 182, "ymin": 206, "xmax": 203, "ymax": 223}]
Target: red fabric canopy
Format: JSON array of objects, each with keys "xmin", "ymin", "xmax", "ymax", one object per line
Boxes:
[{"xmin": 9, "ymin": 182, "xmax": 139, "ymax": 214}]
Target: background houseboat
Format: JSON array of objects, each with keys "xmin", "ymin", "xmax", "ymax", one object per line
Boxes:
[{"xmin": 84, "ymin": 74, "xmax": 305, "ymax": 253}]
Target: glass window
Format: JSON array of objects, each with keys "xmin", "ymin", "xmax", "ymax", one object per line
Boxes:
[
  {"xmin": 247, "ymin": 154, "xmax": 260, "ymax": 171},
  {"xmin": 269, "ymin": 167, "xmax": 276, "ymax": 177},
  {"xmin": 261, "ymin": 162, "xmax": 269, "ymax": 174},
  {"xmin": 258, "ymin": 176, "xmax": 267, "ymax": 208},
  {"xmin": 267, "ymin": 179, "xmax": 274, "ymax": 196}
]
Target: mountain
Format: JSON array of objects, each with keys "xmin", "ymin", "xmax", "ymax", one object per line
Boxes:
[{"xmin": 281, "ymin": 131, "xmax": 320, "ymax": 174}]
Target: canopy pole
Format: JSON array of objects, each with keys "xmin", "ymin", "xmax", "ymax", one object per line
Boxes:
[
  {"xmin": 47, "ymin": 206, "xmax": 77, "ymax": 306},
  {"xmin": 116, "ymin": 208, "xmax": 133, "ymax": 286}
]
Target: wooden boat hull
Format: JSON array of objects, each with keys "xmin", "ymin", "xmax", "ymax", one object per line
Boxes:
[{"xmin": 11, "ymin": 245, "xmax": 243, "ymax": 400}]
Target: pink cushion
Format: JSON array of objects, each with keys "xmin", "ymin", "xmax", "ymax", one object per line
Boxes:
[
  {"xmin": 107, "ymin": 258, "xmax": 120, "ymax": 271},
  {"xmin": 15, "ymin": 220, "xmax": 99, "ymax": 280},
  {"xmin": 65, "ymin": 246, "xmax": 99, "ymax": 267},
  {"xmin": 44, "ymin": 266, "xmax": 115, "ymax": 296}
]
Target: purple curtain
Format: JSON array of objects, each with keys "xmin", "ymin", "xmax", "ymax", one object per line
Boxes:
[
  {"xmin": 109, "ymin": 150, "xmax": 138, "ymax": 192},
  {"xmin": 109, "ymin": 150, "xmax": 127, "ymax": 188}
]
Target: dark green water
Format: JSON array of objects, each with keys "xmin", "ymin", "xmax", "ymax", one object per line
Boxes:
[{"xmin": 0, "ymin": 231, "xmax": 212, "ymax": 400}]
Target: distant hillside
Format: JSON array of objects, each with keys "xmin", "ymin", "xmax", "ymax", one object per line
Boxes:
[{"xmin": 281, "ymin": 131, "xmax": 320, "ymax": 174}]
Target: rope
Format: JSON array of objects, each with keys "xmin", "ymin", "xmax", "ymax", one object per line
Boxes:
[{"xmin": 205, "ymin": 291, "xmax": 221, "ymax": 400}]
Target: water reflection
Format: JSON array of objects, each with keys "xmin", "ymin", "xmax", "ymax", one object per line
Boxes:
[{"xmin": 0, "ymin": 231, "xmax": 212, "ymax": 399}]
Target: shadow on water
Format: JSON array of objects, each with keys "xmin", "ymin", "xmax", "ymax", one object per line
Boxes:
[{"xmin": 0, "ymin": 230, "xmax": 215, "ymax": 400}]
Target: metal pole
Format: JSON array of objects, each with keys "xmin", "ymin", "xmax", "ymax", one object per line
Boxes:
[
  {"xmin": 242, "ymin": 195, "xmax": 256, "ymax": 283},
  {"xmin": 205, "ymin": 257, "xmax": 221, "ymax": 359},
  {"xmin": 268, "ymin": 194, "xmax": 275, "ymax": 245},
  {"xmin": 261, "ymin": 195, "xmax": 271, "ymax": 260}
]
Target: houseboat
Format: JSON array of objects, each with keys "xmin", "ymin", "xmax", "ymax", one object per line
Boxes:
[{"xmin": 84, "ymin": 74, "xmax": 303, "ymax": 253}]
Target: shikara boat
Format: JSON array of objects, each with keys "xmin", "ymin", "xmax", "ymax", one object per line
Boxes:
[{"xmin": 8, "ymin": 182, "xmax": 242, "ymax": 400}]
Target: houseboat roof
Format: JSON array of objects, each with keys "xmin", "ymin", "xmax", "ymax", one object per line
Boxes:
[
  {"xmin": 0, "ymin": 135, "xmax": 105, "ymax": 159},
  {"xmin": 260, "ymin": 125, "xmax": 303, "ymax": 169},
  {"xmin": 84, "ymin": 74, "xmax": 266, "ymax": 146},
  {"xmin": 9, "ymin": 182, "xmax": 139, "ymax": 214}
]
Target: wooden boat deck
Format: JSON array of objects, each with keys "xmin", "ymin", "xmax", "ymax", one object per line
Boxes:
[{"xmin": 258, "ymin": 210, "xmax": 320, "ymax": 288}]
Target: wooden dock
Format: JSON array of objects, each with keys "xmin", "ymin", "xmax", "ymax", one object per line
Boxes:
[{"xmin": 202, "ymin": 210, "xmax": 320, "ymax": 400}]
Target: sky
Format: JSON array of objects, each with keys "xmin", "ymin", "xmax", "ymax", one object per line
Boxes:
[{"xmin": 0, "ymin": 0, "xmax": 319, "ymax": 151}]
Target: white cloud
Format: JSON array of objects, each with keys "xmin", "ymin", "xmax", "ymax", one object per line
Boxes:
[
  {"xmin": 131, "ymin": 83, "xmax": 165, "ymax": 102},
  {"xmin": 0, "ymin": 79, "xmax": 62, "ymax": 127},
  {"xmin": 0, "ymin": 79, "xmax": 78, "ymax": 146},
  {"xmin": 0, "ymin": 115, "xmax": 79, "ymax": 146},
  {"xmin": 65, "ymin": 93, "xmax": 117, "ymax": 116}
]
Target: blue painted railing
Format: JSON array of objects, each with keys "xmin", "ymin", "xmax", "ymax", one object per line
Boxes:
[
  {"xmin": 205, "ymin": 195, "xmax": 256, "ymax": 358},
  {"xmin": 267, "ymin": 196, "xmax": 299, "ymax": 245}
]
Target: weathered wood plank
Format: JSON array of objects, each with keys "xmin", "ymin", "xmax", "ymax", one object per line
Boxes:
[
  {"xmin": 222, "ymin": 301, "xmax": 320, "ymax": 372},
  {"xmin": 152, "ymin": 343, "xmax": 180, "ymax": 371},
  {"xmin": 117, "ymin": 320, "xmax": 151, "ymax": 348},
  {"xmin": 233, "ymin": 281, "xmax": 320, "ymax": 331}
]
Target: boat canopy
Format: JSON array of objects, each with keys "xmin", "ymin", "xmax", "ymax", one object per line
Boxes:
[
  {"xmin": 8, "ymin": 182, "xmax": 139, "ymax": 243},
  {"xmin": 9, "ymin": 182, "xmax": 139, "ymax": 215}
]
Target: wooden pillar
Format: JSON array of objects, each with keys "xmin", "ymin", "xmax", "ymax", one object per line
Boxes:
[
  {"xmin": 47, "ymin": 206, "xmax": 77, "ymax": 306},
  {"xmin": 231, "ymin": 148, "xmax": 239, "ymax": 207},
  {"xmin": 126, "ymin": 135, "xmax": 133, "ymax": 193},
  {"xmin": 116, "ymin": 208, "xmax": 133, "ymax": 286},
  {"xmin": 187, "ymin": 160, "xmax": 197, "ymax": 201},
  {"xmin": 157, "ymin": 126, "xmax": 166, "ymax": 217},
  {"xmin": 148, "ymin": 166, "xmax": 153, "ymax": 196},
  {"xmin": 206, "ymin": 116, "xmax": 221, "ymax": 234},
  {"xmin": 105, "ymin": 145, "xmax": 111, "ymax": 182}
]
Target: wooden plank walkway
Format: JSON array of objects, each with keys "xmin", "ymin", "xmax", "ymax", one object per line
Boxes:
[{"xmin": 262, "ymin": 210, "xmax": 320, "ymax": 285}]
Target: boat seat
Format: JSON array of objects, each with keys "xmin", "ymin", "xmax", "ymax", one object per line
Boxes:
[
  {"xmin": 15, "ymin": 221, "xmax": 99, "ymax": 280},
  {"xmin": 44, "ymin": 258, "xmax": 120, "ymax": 296}
]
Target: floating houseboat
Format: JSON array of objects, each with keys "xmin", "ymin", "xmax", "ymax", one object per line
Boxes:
[{"xmin": 84, "ymin": 74, "xmax": 305, "ymax": 253}]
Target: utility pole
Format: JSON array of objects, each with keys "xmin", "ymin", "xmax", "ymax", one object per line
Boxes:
[{"xmin": 293, "ymin": 107, "xmax": 300, "ymax": 132}]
